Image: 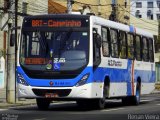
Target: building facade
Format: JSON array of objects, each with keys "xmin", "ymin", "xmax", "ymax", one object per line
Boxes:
[
  {"xmin": 49, "ymin": 0, "xmax": 130, "ymax": 24},
  {"xmin": 0, "ymin": 0, "xmax": 48, "ymax": 102},
  {"xmin": 131, "ymin": 0, "xmax": 160, "ymax": 20},
  {"xmin": 131, "ymin": 0, "xmax": 160, "ymax": 83},
  {"xmin": 130, "ymin": 0, "xmax": 159, "ymax": 38}
]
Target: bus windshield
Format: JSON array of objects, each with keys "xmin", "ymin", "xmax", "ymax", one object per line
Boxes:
[{"xmin": 20, "ymin": 30, "xmax": 89, "ymax": 72}]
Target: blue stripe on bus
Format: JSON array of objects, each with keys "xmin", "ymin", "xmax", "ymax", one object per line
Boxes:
[
  {"xmin": 93, "ymin": 67, "xmax": 155, "ymax": 83},
  {"xmin": 17, "ymin": 66, "xmax": 93, "ymax": 87},
  {"xmin": 129, "ymin": 25, "xmax": 135, "ymax": 33},
  {"xmin": 17, "ymin": 64, "xmax": 155, "ymax": 89}
]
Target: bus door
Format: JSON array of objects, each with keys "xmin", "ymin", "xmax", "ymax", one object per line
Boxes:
[{"xmin": 92, "ymin": 25, "xmax": 101, "ymax": 69}]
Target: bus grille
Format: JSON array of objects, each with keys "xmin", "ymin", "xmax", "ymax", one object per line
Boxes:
[{"xmin": 32, "ymin": 89, "xmax": 71, "ymax": 97}]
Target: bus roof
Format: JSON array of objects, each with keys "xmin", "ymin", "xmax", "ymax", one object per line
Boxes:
[
  {"xmin": 23, "ymin": 14, "xmax": 90, "ymax": 19},
  {"xmin": 91, "ymin": 16, "xmax": 153, "ymax": 38}
]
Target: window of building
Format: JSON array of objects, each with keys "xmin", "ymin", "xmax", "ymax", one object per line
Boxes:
[
  {"xmin": 147, "ymin": 10, "xmax": 153, "ymax": 20},
  {"xmin": 136, "ymin": 14, "xmax": 142, "ymax": 18},
  {"xmin": 148, "ymin": 2, "xmax": 153, "ymax": 8},
  {"xmin": 119, "ymin": 31, "xmax": 127, "ymax": 59},
  {"xmin": 135, "ymin": 10, "xmax": 142, "ymax": 18},
  {"xmin": 157, "ymin": 14, "xmax": 160, "ymax": 20},
  {"xmin": 142, "ymin": 37, "xmax": 149, "ymax": 61},
  {"xmin": 149, "ymin": 39, "xmax": 154, "ymax": 62},
  {"xmin": 157, "ymin": 1, "xmax": 160, "ymax": 10},
  {"xmin": 136, "ymin": 2, "xmax": 142, "ymax": 8},
  {"xmin": 135, "ymin": 35, "xmax": 142, "ymax": 61},
  {"xmin": 127, "ymin": 33, "xmax": 134, "ymax": 59},
  {"xmin": 102, "ymin": 27, "xmax": 110, "ymax": 57},
  {"xmin": 110, "ymin": 29, "xmax": 119, "ymax": 58}
]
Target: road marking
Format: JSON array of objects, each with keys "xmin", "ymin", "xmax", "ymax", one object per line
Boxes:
[
  {"xmin": 0, "ymin": 109, "xmax": 7, "ymax": 111},
  {"xmin": 51, "ymin": 101, "xmax": 76, "ymax": 105},
  {"xmin": 141, "ymin": 99, "xmax": 153, "ymax": 102},
  {"xmin": 105, "ymin": 100, "xmax": 121, "ymax": 102},
  {"xmin": 101, "ymin": 108, "xmax": 125, "ymax": 112},
  {"xmin": 34, "ymin": 118, "xmax": 46, "ymax": 120},
  {"xmin": 157, "ymin": 104, "xmax": 160, "ymax": 105}
]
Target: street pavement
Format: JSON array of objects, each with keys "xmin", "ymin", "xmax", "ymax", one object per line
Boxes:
[{"xmin": 0, "ymin": 93, "xmax": 160, "ymax": 120}]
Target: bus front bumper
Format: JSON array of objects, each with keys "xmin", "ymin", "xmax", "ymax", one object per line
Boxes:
[{"xmin": 17, "ymin": 83, "xmax": 103, "ymax": 99}]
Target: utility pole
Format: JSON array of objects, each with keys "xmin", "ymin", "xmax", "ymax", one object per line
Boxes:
[
  {"xmin": 6, "ymin": 0, "xmax": 18, "ymax": 103},
  {"xmin": 15, "ymin": 0, "xmax": 18, "ymax": 103},
  {"xmin": 67, "ymin": 0, "xmax": 74, "ymax": 14},
  {"xmin": 157, "ymin": 20, "xmax": 160, "ymax": 52},
  {"xmin": 109, "ymin": 0, "xmax": 117, "ymax": 21},
  {"xmin": 98, "ymin": 0, "xmax": 101, "ymax": 16}
]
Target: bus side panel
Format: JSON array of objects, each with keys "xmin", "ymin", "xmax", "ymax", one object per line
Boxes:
[
  {"xmin": 94, "ymin": 58, "xmax": 155, "ymax": 98},
  {"xmin": 134, "ymin": 61, "xmax": 155, "ymax": 94}
]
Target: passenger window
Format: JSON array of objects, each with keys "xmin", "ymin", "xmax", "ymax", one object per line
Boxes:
[
  {"xmin": 102, "ymin": 27, "xmax": 110, "ymax": 57},
  {"xmin": 135, "ymin": 35, "xmax": 142, "ymax": 61},
  {"xmin": 149, "ymin": 39, "xmax": 154, "ymax": 62},
  {"xmin": 142, "ymin": 37, "xmax": 149, "ymax": 61},
  {"xmin": 119, "ymin": 31, "xmax": 127, "ymax": 59},
  {"xmin": 93, "ymin": 28, "xmax": 101, "ymax": 67},
  {"xmin": 110, "ymin": 29, "xmax": 119, "ymax": 58},
  {"xmin": 127, "ymin": 33, "xmax": 134, "ymax": 59}
]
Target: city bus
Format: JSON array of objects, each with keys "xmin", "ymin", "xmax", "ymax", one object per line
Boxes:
[{"xmin": 17, "ymin": 14, "xmax": 155, "ymax": 110}]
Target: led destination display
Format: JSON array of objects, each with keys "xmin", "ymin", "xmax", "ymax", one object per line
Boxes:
[{"xmin": 32, "ymin": 20, "xmax": 82, "ymax": 27}]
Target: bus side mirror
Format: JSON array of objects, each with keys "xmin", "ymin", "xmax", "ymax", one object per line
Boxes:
[
  {"xmin": 10, "ymin": 34, "xmax": 15, "ymax": 47},
  {"xmin": 94, "ymin": 33, "xmax": 102, "ymax": 48}
]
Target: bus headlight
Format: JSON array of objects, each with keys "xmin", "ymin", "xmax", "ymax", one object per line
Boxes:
[
  {"xmin": 17, "ymin": 73, "xmax": 29, "ymax": 86},
  {"xmin": 76, "ymin": 73, "xmax": 90, "ymax": 87}
]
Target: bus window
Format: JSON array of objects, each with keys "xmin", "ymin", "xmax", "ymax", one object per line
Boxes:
[
  {"xmin": 93, "ymin": 28, "xmax": 101, "ymax": 67},
  {"xmin": 102, "ymin": 27, "xmax": 110, "ymax": 57},
  {"xmin": 135, "ymin": 35, "xmax": 142, "ymax": 61},
  {"xmin": 127, "ymin": 33, "xmax": 134, "ymax": 59},
  {"xmin": 110, "ymin": 29, "xmax": 119, "ymax": 58},
  {"xmin": 119, "ymin": 31, "xmax": 127, "ymax": 59},
  {"xmin": 142, "ymin": 37, "xmax": 149, "ymax": 62},
  {"xmin": 149, "ymin": 38, "xmax": 154, "ymax": 62}
]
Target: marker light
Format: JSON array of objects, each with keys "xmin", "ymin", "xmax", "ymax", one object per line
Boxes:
[
  {"xmin": 76, "ymin": 73, "xmax": 90, "ymax": 87},
  {"xmin": 17, "ymin": 73, "xmax": 29, "ymax": 86}
]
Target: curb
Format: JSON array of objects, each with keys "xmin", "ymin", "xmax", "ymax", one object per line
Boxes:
[
  {"xmin": 151, "ymin": 90, "xmax": 160, "ymax": 94},
  {"xmin": 0, "ymin": 103, "xmax": 36, "ymax": 108}
]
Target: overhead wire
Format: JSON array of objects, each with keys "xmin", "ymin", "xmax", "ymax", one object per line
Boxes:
[{"xmin": 74, "ymin": 0, "xmax": 111, "ymax": 6}]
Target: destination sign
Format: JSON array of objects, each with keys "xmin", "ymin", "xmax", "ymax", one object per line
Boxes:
[
  {"xmin": 23, "ymin": 18, "xmax": 89, "ymax": 28},
  {"xmin": 32, "ymin": 20, "xmax": 82, "ymax": 27}
]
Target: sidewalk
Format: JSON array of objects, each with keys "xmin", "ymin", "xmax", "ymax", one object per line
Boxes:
[{"xmin": 0, "ymin": 99, "xmax": 36, "ymax": 108}]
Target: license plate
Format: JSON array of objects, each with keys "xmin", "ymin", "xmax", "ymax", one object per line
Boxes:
[{"xmin": 45, "ymin": 93, "xmax": 59, "ymax": 98}]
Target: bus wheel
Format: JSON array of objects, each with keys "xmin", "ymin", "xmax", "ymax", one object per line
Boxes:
[
  {"xmin": 132, "ymin": 82, "xmax": 141, "ymax": 105},
  {"xmin": 94, "ymin": 98, "xmax": 105, "ymax": 109},
  {"xmin": 122, "ymin": 83, "xmax": 141, "ymax": 105},
  {"xmin": 94, "ymin": 84, "xmax": 108, "ymax": 109},
  {"xmin": 36, "ymin": 98, "xmax": 50, "ymax": 110}
]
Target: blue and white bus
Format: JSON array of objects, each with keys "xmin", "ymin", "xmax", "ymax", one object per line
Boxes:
[{"xmin": 17, "ymin": 14, "xmax": 155, "ymax": 109}]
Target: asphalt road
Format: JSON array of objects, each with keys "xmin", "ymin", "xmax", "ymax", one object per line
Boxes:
[{"xmin": 0, "ymin": 94, "xmax": 160, "ymax": 120}]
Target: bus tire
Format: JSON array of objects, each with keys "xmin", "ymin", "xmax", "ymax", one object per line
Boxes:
[
  {"xmin": 122, "ymin": 83, "xmax": 141, "ymax": 105},
  {"xmin": 94, "ymin": 83, "xmax": 108, "ymax": 109},
  {"xmin": 132, "ymin": 82, "xmax": 141, "ymax": 105},
  {"xmin": 36, "ymin": 98, "xmax": 50, "ymax": 110},
  {"xmin": 93, "ymin": 98, "xmax": 105, "ymax": 109}
]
